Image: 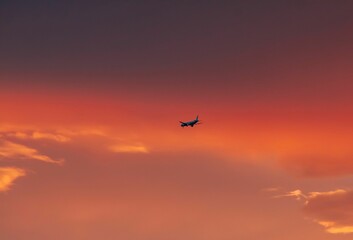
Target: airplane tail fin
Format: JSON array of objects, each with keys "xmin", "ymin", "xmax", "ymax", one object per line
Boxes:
[{"xmin": 196, "ymin": 115, "xmax": 199, "ymax": 121}]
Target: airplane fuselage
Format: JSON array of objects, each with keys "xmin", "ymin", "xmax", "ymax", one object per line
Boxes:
[{"xmin": 180, "ymin": 116, "xmax": 199, "ymax": 127}]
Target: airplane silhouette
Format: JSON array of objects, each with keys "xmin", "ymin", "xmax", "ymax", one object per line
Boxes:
[{"xmin": 179, "ymin": 115, "xmax": 201, "ymax": 127}]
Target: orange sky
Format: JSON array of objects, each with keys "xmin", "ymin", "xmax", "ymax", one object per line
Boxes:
[
  {"xmin": 1, "ymin": 87, "xmax": 353, "ymax": 239},
  {"xmin": 2, "ymin": 1, "xmax": 353, "ymax": 239}
]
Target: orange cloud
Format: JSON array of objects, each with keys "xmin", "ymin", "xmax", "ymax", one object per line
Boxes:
[
  {"xmin": 0, "ymin": 125, "xmax": 151, "ymax": 157},
  {"xmin": 0, "ymin": 140, "xmax": 63, "ymax": 164},
  {"xmin": 274, "ymin": 189, "xmax": 307, "ymax": 201},
  {"xmin": 0, "ymin": 167, "xmax": 26, "ymax": 192},
  {"xmin": 278, "ymin": 189, "xmax": 353, "ymax": 234},
  {"xmin": 8, "ymin": 131, "xmax": 71, "ymax": 142},
  {"xmin": 0, "ymin": 125, "xmax": 72, "ymax": 143},
  {"xmin": 109, "ymin": 144, "xmax": 149, "ymax": 153},
  {"xmin": 304, "ymin": 189, "xmax": 353, "ymax": 234}
]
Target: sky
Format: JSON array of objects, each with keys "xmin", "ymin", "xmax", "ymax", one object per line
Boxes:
[{"xmin": 1, "ymin": 1, "xmax": 353, "ymax": 239}]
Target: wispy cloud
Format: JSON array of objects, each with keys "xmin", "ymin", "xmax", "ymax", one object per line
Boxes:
[
  {"xmin": 1, "ymin": 125, "xmax": 150, "ymax": 157},
  {"xmin": 109, "ymin": 144, "xmax": 149, "ymax": 153},
  {"xmin": 0, "ymin": 140, "xmax": 63, "ymax": 164},
  {"xmin": 32, "ymin": 131, "xmax": 70, "ymax": 142},
  {"xmin": 276, "ymin": 188, "xmax": 353, "ymax": 234},
  {"xmin": 7, "ymin": 131, "xmax": 71, "ymax": 142},
  {"xmin": 0, "ymin": 167, "xmax": 26, "ymax": 192},
  {"xmin": 274, "ymin": 189, "xmax": 307, "ymax": 201},
  {"xmin": 303, "ymin": 189, "xmax": 353, "ymax": 234}
]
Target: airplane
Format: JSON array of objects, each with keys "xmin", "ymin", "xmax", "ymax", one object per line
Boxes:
[{"xmin": 179, "ymin": 115, "xmax": 201, "ymax": 127}]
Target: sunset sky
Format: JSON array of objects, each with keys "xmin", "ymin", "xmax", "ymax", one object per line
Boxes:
[{"xmin": 1, "ymin": 1, "xmax": 353, "ymax": 239}]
